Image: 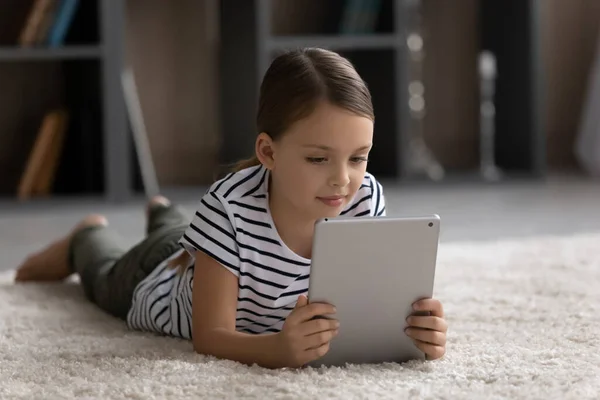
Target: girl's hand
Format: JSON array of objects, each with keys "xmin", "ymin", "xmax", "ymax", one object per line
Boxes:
[
  {"xmin": 276, "ymin": 295, "xmax": 339, "ymax": 368},
  {"xmin": 404, "ymin": 298, "xmax": 447, "ymax": 360}
]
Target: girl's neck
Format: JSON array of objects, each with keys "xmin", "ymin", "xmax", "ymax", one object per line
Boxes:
[{"xmin": 268, "ymin": 185, "xmax": 315, "ymax": 260}]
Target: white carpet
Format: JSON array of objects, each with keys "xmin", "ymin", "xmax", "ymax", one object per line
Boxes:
[{"xmin": 1, "ymin": 233, "xmax": 599, "ymax": 400}]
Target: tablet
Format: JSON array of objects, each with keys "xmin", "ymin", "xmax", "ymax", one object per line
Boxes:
[{"xmin": 306, "ymin": 214, "xmax": 441, "ymax": 367}]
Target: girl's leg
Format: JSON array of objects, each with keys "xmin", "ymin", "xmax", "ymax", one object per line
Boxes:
[
  {"xmin": 74, "ymin": 198, "xmax": 190, "ymax": 319},
  {"xmin": 15, "ymin": 214, "xmax": 110, "ymax": 282},
  {"xmin": 15, "ymin": 213, "xmax": 132, "ymax": 319},
  {"xmin": 72, "ymin": 197, "xmax": 189, "ymax": 320},
  {"xmin": 68, "ymin": 221, "xmax": 132, "ymax": 318},
  {"xmin": 15, "ymin": 196, "xmax": 190, "ymax": 321}
]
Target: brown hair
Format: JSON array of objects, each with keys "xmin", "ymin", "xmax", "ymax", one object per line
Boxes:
[{"xmin": 169, "ymin": 47, "xmax": 374, "ymax": 271}]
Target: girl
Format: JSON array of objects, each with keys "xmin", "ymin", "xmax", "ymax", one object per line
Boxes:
[{"xmin": 15, "ymin": 48, "xmax": 448, "ymax": 369}]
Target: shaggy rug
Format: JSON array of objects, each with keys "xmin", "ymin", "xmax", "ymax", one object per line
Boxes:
[{"xmin": 1, "ymin": 233, "xmax": 599, "ymax": 400}]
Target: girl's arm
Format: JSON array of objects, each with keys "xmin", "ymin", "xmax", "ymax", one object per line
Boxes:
[{"xmin": 191, "ymin": 250, "xmax": 284, "ymax": 369}]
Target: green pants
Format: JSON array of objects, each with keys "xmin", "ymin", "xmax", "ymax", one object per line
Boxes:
[{"xmin": 68, "ymin": 203, "xmax": 189, "ymax": 320}]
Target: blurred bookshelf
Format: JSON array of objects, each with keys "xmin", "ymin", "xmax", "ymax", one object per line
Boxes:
[
  {"xmin": 219, "ymin": 0, "xmax": 545, "ymax": 183},
  {"xmin": 0, "ymin": 0, "xmax": 547, "ymax": 204},
  {"xmin": 0, "ymin": 0, "xmax": 132, "ymax": 202}
]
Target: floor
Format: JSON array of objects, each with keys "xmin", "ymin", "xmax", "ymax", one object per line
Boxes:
[
  {"xmin": 1, "ymin": 174, "xmax": 600, "ymax": 273},
  {"xmin": 3, "ymin": 232, "xmax": 598, "ymax": 398}
]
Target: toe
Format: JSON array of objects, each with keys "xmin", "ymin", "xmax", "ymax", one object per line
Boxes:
[
  {"xmin": 14, "ymin": 263, "xmax": 32, "ymax": 282},
  {"xmin": 146, "ymin": 196, "xmax": 171, "ymax": 219},
  {"xmin": 82, "ymin": 214, "xmax": 108, "ymax": 226},
  {"xmin": 148, "ymin": 195, "xmax": 171, "ymax": 209},
  {"xmin": 14, "ymin": 270, "xmax": 24, "ymax": 281},
  {"xmin": 74, "ymin": 214, "xmax": 108, "ymax": 233}
]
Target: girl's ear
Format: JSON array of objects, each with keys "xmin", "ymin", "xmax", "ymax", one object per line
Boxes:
[{"xmin": 255, "ymin": 132, "xmax": 276, "ymax": 170}]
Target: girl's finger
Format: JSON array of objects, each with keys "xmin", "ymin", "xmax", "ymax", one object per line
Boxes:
[
  {"xmin": 300, "ymin": 318, "xmax": 339, "ymax": 337},
  {"xmin": 411, "ymin": 339, "xmax": 445, "ymax": 360},
  {"xmin": 406, "ymin": 316, "xmax": 447, "ymax": 332},
  {"xmin": 305, "ymin": 328, "xmax": 339, "ymax": 350},
  {"xmin": 412, "ymin": 298, "xmax": 444, "ymax": 317},
  {"xmin": 405, "ymin": 327, "xmax": 446, "ymax": 346}
]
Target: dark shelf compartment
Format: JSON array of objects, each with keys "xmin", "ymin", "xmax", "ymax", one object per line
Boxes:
[
  {"xmin": 52, "ymin": 60, "xmax": 104, "ymax": 196},
  {"xmin": 335, "ymin": 49, "xmax": 399, "ymax": 179},
  {"xmin": 269, "ymin": 0, "xmax": 396, "ymax": 37},
  {"xmin": 480, "ymin": 0, "xmax": 544, "ymax": 176},
  {"xmin": 0, "ymin": 60, "xmax": 65, "ymax": 195},
  {"xmin": 51, "ymin": 58, "xmax": 144, "ymax": 197}
]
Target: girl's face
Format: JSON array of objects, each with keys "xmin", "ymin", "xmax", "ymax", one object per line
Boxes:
[{"xmin": 259, "ymin": 101, "xmax": 374, "ymax": 222}]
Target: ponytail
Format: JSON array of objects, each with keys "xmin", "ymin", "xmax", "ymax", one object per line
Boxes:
[{"xmin": 231, "ymin": 155, "xmax": 261, "ymax": 172}]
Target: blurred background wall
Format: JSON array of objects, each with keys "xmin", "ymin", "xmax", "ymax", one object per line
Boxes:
[
  {"xmin": 125, "ymin": 0, "xmax": 220, "ymax": 185},
  {"xmin": 1, "ymin": 0, "xmax": 599, "ymax": 195},
  {"xmin": 124, "ymin": 0, "xmax": 600, "ymax": 184}
]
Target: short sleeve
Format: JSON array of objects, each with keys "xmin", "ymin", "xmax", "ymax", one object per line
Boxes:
[
  {"xmin": 178, "ymin": 191, "xmax": 240, "ymax": 277},
  {"xmin": 371, "ymin": 177, "xmax": 386, "ymax": 217}
]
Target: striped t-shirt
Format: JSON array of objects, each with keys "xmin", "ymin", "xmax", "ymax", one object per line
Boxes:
[{"xmin": 126, "ymin": 164, "xmax": 386, "ymax": 339}]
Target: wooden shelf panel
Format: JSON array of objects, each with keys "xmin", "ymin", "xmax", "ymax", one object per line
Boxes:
[
  {"xmin": 267, "ymin": 34, "xmax": 401, "ymax": 52},
  {"xmin": 0, "ymin": 46, "xmax": 102, "ymax": 61}
]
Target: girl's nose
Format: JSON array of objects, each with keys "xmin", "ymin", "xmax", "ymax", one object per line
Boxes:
[{"xmin": 329, "ymin": 165, "xmax": 350, "ymax": 187}]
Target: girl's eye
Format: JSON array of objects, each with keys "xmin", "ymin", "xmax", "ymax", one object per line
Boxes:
[
  {"xmin": 307, "ymin": 157, "xmax": 327, "ymax": 164},
  {"xmin": 351, "ymin": 157, "xmax": 369, "ymax": 164}
]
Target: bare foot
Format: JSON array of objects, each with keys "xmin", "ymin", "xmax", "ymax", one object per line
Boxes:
[
  {"xmin": 145, "ymin": 195, "xmax": 171, "ymax": 233},
  {"xmin": 146, "ymin": 195, "xmax": 171, "ymax": 219},
  {"xmin": 14, "ymin": 214, "xmax": 108, "ymax": 283}
]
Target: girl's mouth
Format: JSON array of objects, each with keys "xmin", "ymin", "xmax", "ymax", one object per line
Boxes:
[{"xmin": 317, "ymin": 195, "xmax": 346, "ymax": 207}]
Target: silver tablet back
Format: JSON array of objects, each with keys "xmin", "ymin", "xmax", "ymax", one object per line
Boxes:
[{"xmin": 307, "ymin": 215, "xmax": 441, "ymax": 367}]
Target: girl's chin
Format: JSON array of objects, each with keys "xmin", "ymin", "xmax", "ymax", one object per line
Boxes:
[{"xmin": 315, "ymin": 206, "xmax": 346, "ymax": 220}]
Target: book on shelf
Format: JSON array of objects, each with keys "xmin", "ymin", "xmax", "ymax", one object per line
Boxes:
[
  {"xmin": 17, "ymin": 109, "xmax": 69, "ymax": 200},
  {"xmin": 18, "ymin": 0, "xmax": 54, "ymax": 46},
  {"xmin": 18, "ymin": 0, "xmax": 80, "ymax": 47},
  {"xmin": 33, "ymin": 0, "xmax": 60, "ymax": 45}
]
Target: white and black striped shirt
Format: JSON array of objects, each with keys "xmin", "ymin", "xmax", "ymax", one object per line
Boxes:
[{"xmin": 126, "ymin": 165, "xmax": 386, "ymax": 339}]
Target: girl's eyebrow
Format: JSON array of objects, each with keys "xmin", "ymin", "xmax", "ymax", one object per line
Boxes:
[{"xmin": 302, "ymin": 144, "xmax": 372, "ymax": 151}]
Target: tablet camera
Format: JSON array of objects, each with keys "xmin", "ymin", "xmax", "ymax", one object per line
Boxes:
[{"xmin": 428, "ymin": 222, "xmax": 433, "ymax": 227}]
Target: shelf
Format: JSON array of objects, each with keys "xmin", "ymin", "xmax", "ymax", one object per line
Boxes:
[
  {"xmin": 0, "ymin": 46, "xmax": 102, "ymax": 61},
  {"xmin": 220, "ymin": 0, "xmax": 544, "ymax": 183},
  {"xmin": 266, "ymin": 34, "xmax": 400, "ymax": 52}
]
